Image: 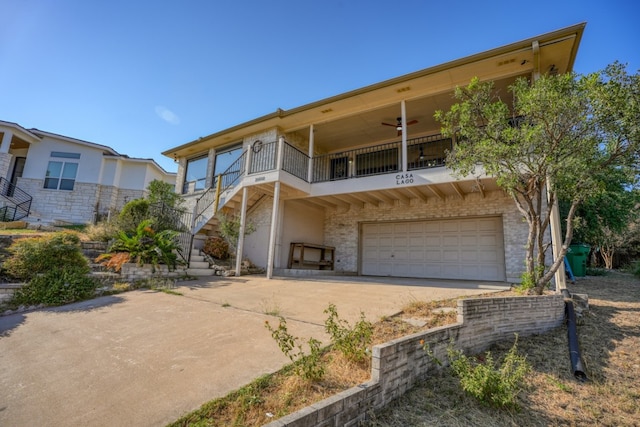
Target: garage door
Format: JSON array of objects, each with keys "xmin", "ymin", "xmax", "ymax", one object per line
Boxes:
[{"xmin": 361, "ymin": 217, "xmax": 505, "ymax": 281}]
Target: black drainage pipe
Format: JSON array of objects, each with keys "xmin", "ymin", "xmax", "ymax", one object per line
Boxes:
[{"xmin": 565, "ymin": 299, "xmax": 588, "ymax": 381}]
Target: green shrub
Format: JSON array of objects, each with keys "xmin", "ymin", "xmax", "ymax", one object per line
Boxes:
[
  {"xmin": 11, "ymin": 267, "xmax": 98, "ymax": 307},
  {"xmin": 3, "ymin": 232, "xmax": 90, "ymax": 281},
  {"xmin": 117, "ymin": 198, "xmax": 150, "ymax": 234},
  {"xmin": 446, "ymin": 335, "xmax": 531, "ymax": 409},
  {"xmin": 202, "ymin": 236, "xmax": 230, "ymax": 260},
  {"xmin": 324, "ymin": 303, "xmax": 373, "ymax": 363},
  {"xmin": 108, "ymin": 219, "xmax": 181, "ymax": 270}
]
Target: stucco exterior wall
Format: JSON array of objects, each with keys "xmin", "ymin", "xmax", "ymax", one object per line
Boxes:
[
  {"xmin": 278, "ymin": 199, "xmax": 326, "ymax": 266},
  {"xmin": 21, "ymin": 137, "xmax": 105, "ymax": 184}
]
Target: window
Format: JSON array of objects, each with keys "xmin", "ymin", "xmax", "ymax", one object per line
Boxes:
[
  {"xmin": 183, "ymin": 155, "xmax": 208, "ymax": 193},
  {"xmin": 44, "ymin": 152, "xmax": 80, "ymax": 190}
]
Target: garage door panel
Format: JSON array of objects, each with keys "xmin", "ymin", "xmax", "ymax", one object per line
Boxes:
[
  {"xmin": 362, "ymin": 217, "xmax": 505, "ymax": 281},
  {"xmin": 461, "ymin": 250, "xmax": 478, "ymax": 262}
]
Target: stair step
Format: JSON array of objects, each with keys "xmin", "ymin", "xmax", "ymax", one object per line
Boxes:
[
  {"xmin": 190, "ymin": 255, "xmax": 206, "ymax": 263},
  {"xmin": 189, "ymin": 261, "xmax": 210, "ymax": 269},
  {"xmin": 186, "ymin": 268, "xmax": 216, "ymax": 276}
]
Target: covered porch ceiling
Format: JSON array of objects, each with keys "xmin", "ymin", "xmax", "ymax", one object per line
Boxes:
[
  {"xmin": 304, "ymin": 75, "xmax": 521, "ymax": 153},
  {"xmin": 223, "ymin": 177, "xmax": 502, "ymax": 212}
]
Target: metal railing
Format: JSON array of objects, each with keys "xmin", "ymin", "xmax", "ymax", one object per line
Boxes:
[
  {"xmin": 220, "ymin": 151, "xmax": 247, "ymax": 193},
  {"xmin": 312, "ymin": 141, "xmax": 402, "ymax": 183},
  {"xmin": 282, "ymin": 142, "xmax": 309, "ymax": 182},
  {"xmin": 406, "ymin": 134, "xmax": 452, "ymax": 171},
  {"xmin": 249, "ymin": 140, "xmax": 278, "ymax": 174},
  {"xmin": 0, "ymin": 177, "xmax": 32, "ymax": 221}
]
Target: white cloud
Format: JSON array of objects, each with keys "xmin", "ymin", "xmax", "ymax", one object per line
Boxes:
[{"xmin": 155, "ymin": 106, "xmax": 180, "ymax": 125}]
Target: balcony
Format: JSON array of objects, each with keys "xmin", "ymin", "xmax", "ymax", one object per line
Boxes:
[{"xmin": 238, "ymin": 134, "xmax": 452, "ymax": 186}]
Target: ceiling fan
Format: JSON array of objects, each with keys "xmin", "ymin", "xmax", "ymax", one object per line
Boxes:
[{"xmin": 381, "ymin": 117, "xmax": 418, "ymax": 136}]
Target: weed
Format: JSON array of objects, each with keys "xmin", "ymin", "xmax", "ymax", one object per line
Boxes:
[
  {"xmin": 112, "ymin": 282, "xmax": 132, "ymax": 292},
  {"xmin": 545, "ymin": 374, "xmax": 572, "ymax": 393},
  {"xmin": 261, "ymin": 297, "xmax": 281, "ymax": 316},
  {"xmin": 445, "ymin": 335, "xmax": 531, "ymax": 409},
  {"xmin": 324, "ymin": 303, "xmax": 373, "ymax": 363},
  {"xmin": 222, "ymin": 302, "xmax": 231, "ymax": 308},
  {"xmin": 264, "ymin": 317, "xmax": 325, "ymax": 382}
]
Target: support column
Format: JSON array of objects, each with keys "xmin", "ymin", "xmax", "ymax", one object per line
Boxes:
[
  {"xmin": 266, "ymin": 181, "xmax": 281, "ymax": 279},
  {"xmin": 547, "ymin": 179, "xmax": 567, "ymax": 291},
  {"xmin": 0, "ymin": 130, "xmax": 13, "ymax": 153},
  {"xmin": 531, "ymin": 47, "xmax": 565, "ymax": 292},
  {"xmin": 276, "ymin": 136, "xmax": 285, "ymax": 170},
  {"xmin": 307, "ymin": 125, "xmax": 314, "ymax": 182},
  {"xmin": 401, "ymin": 100, "xmax": 408, "ymax": 172},
  {"xmin": 0, "ymin": 130, "xmax": 13, "ymax": 179},
  {"xmin": 235, "ymin": 186, "xmax": 249, "ymax": 276}
]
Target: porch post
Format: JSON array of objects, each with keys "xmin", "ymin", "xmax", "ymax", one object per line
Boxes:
[
  {"xmin": 205, "ymin": 148, "xmax": 216, "ymax": 188},
  {"xmin": 547, "ymin": 178, "xmax": 567, "ymax": 291},
  {"xmin": 235, "ymin": 186, "xmax": 249, "ymax": 276},
  {"xmin": 0, "ymin": 130, "xmax": 13, "ymax": 180},
  {"xmin": 276, "ymin": 136, "xmax": 285, "ymax": 170},
  {"xmin": 245, "ymin": 141, "xmax": 253, "ymax": 175},
  {"xmin": 307, "ymin": 124, "xmax": 314, "ymax": 182},
  {"xmin": 266, "ymin": 181, "xmax": 281, "ymax": 279},
  {"xmin": 531, "ymin": 51, "xmax": 565, "ymax": 292},
  {"xmin": 0, "ymin": 130, "xmax": 12, "ymax": 153},
  {"xmin": 401, "ymin": 100, "xmax": 408, "ymax": 172}
]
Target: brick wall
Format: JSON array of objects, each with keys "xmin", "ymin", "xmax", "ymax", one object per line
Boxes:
[
  {"xmin": 264, "ymin": 293, "xmax": 565, "ymax": 427},
  {"xmin": 324, "ymin": 189, "xmax": 527, "ymax": 282}
]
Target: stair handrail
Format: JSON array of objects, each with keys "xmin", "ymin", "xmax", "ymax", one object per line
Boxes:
[
  {"xmin": 192, "ymin": 149, "xmax": 248, "ymax": 233},
  {"xmin": 0, "ymin": 177, "xmax": 32, "ymax": 221}
]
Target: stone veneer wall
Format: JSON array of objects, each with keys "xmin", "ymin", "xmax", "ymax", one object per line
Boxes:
[
  {"xmin": 120, "ymin": 263, "xmax": 187, "ymax": 282},
  {"xmin": 323, "ymin": 189, "xmax": 527, "ymax": 283},
  {"xmin": 18, "ymin": 178, "xmax": 144, "ymax": 224},
  {"xmin": 264, "ymin": 294, "xmax": 565, "ymax": 427}
]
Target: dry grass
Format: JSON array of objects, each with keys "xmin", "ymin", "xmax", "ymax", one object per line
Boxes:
[
  {"xmin": 169, "ymin": 272, "xmax": 639, "ymax": 426},
  {"xmin": 367, "ymin": 272, "xmax": 640, "ymax": 427}
]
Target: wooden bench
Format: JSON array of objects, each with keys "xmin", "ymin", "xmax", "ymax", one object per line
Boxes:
[{"xmin": 287, "ymin": 242, "xmax": 335, "ymax": 270}]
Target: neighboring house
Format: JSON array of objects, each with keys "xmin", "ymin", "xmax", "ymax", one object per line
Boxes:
[
  {"xmin": 0, "ymin": 121, "xmax": 176, "ymax": 225},
  {"xmin": 163, "ymin": 24, "xmax": 585, "ymax": 283}
]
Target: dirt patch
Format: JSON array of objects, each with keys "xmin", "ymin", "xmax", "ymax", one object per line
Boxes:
[{"xmin": 366, "ymin": 272, "xmax": 640, "ymax": 426}]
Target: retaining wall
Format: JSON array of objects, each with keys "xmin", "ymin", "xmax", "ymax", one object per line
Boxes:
[{"xmin": 264, "ymin": 293, "xmax": 565, "ymax": 427}]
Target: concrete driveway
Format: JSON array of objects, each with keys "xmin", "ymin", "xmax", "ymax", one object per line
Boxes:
[{"xmin": 0, "ymin": 275, "xmax": 508, "ymax": 427}]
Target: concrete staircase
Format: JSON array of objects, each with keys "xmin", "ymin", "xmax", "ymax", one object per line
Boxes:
[{"xmin": 186, "ymin": 248, "xmax": 217, "ymax": 277}]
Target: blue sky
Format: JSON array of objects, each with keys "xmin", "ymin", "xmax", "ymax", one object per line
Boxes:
[{"xmin": 1, "ymin": 0, "xmax": 638, "ymax": 173}]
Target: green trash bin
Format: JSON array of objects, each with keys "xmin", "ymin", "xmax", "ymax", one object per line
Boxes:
[{"xmin": 567, "ymin": 244, "xmax": 590, "ymax": 277}]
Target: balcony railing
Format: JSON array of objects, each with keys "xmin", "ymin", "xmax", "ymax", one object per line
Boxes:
[
  {"xmin": 184, "ymin": 134, "xmax": 451, "ymax": 238},
  {"xmin": 282, "ymin": 143, "xmax": 309, "ymax": 182},
  {"xmin": 407, "ymin": 134, "xmax": 452, "ymax": 171}
]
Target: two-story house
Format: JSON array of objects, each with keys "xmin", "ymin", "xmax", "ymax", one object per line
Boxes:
[
  {"xmin": 163, "ymin": 24, "xmax": 585, "ymax": 283},
  {"xmin": 0, "ymin": 121, "xmax": 176, "ymax": 225}
]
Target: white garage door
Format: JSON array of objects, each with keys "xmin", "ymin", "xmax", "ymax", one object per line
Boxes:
[{"xmin": 361, "ymin": 217, "xmax": 505, "ymax": 281}]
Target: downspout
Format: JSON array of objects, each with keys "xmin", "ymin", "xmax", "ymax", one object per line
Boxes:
[{"xmin": 564, "ymin": 293, "xmax": 588, "ymax": 381}]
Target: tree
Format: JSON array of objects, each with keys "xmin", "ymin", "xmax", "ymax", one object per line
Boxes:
[
  {"xmin": 563, "ymin": 168, "xmax": 640, "ymax": 269},
  {"xmin": 436, "ymin": 62, "xmax": 639, "ymax": 294},
  {"xmin": 146, "ymin": 179, "xmax": 183, "ymax": 209}
]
